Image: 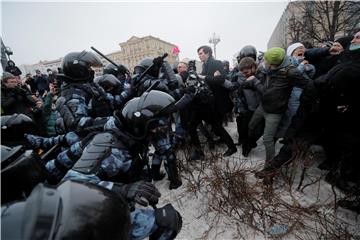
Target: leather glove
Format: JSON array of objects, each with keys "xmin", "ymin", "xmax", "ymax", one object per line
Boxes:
[
  {"xmin": 153, "ymin": 56, "xmax": 164, "ymax": 68},
  {"xmin": 113, "ymin": 181, "xmax": 161, "ymax": 206},
  {"xmin": 183, "ymin": 85, "xmax": 196, "ymax": 94},
  {"xmin": 118, "ymin": 64, "xmax": 129, "ymax": 74}
]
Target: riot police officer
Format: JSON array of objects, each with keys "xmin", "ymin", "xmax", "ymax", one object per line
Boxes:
[
  {"xmin": 1, "ymin": 180, "xmax": 182, "ymax": 240},
  {"xmin": 55, "ymin": 50, "xmax": 114, "ymax": 133},
  {"xmin": 103, "ymin": 62, "xmax": 130, "ymax": 84},
  {"xmin": 27, "ymin": 90, "xmax": 181, "ymax": 190},
  {"xmin": 132, "ymin": 56, "xmax": 183, "ymax": 101}
]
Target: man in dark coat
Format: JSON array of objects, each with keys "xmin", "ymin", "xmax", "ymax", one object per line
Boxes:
[
  {"xmin": 188, "ymin": 45, "xmax": 237, "ymax": 159},
  {"xmin": 34, "ymin": 69, "xmax": 49, "ymax": 96},
  {"xmin": 304, "ymin": 36, "xmax": 353, "ymax": 78},
  {"xmin": 1, "ymin": 72, "xmax": 39, "ymax": 118},
  {"xmin": 24, "ymin": 73, "xmax": 37, "ymax": 94}
]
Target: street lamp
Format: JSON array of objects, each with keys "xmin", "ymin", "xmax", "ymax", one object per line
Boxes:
[{"xmin": 209, "ymin": 32, "xmax": 220, "ymax": 59}]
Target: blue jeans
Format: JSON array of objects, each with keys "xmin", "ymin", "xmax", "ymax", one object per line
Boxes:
[
  {"xmin": 276, "ymin": 87, "xmax": 302, "ymax": 138},
  {"xmin": 263, "ymin": 110, "xmax": 283, "ymax": 163},
  {"xmin": 249, "ymin": 105, "xmax": 282, "ymax": 163}
]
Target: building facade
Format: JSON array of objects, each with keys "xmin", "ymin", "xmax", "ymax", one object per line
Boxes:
[
  {"xmin": 96, "ymin": 35, "xmax": 178, "ymax": 75},
  {"xmin": 115, "ymin": 35, "xmax": 178, "ymax": 71},
  {"xmin": 20, "ymin": 58, "xmax": 63, "ymax": 76},
  {"xmin": 20, "ymin": 35, "xmax": 179, "ymax": 77}
]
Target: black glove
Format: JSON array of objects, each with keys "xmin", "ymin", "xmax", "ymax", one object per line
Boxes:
[
  {"xmin": 113, "ymin": 181, "xmax": 161, "ymax": 206},
  {"xmin": 153, "ymin": 56, "xmax": 164, "ymax": 68},
  {"xmin": 183, "ymin": 85, "xmax": 196, "ymax": 94},
  {"xmin": 118, "ymin": 64, "xmax": 129, "ymax": 74}
]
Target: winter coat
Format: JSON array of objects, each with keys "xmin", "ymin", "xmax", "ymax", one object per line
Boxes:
[
  {"xmin": 34, "ymin": 74, "xmax": 49, "ymax": 93},
  {"xmin": 42, "ymin": 92, "xmax": 59, "ymax": 136},
  {"xmin": 1, "ymin": 86, "xmax": 37, "ymax": 117},
  {"xmin": 243, "ymin": 56, "xmax": 308, "ymax": 114},
  {"xmin": 234, "ymin": 72, "xmax": 262, "ymax": 113},
  {"xmin": 202, "ymin": 57, "xmax": 234, "ymax": 115},
  {"xmin": 25, "ymin": 77, "xmax": 37, "ymax": 93},
  {"xmin": 304, "ymin": 47, "xmax": 340, "ymax": 78}
]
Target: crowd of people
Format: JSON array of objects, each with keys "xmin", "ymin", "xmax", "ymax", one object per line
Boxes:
[{"xmin": 1, "ymin": 31, "xmax": 360, "ymax": 239}]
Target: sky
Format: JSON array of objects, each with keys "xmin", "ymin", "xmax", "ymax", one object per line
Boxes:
[{"xmin": 1, "ymin": 0, "xmax": 288, "ymax": 67}]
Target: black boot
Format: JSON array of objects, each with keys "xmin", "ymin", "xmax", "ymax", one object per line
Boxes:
[
  {"xmin": 190, "ymin": 148, "xmax": 205, "ymax": 161},
  {"xmin": 151, "ymin": 164, "xmax": 166, "ymax": 181},
  {"xmin": 165, "ymin": 162, "xmax": 182, "ymax": 190},
  {"xmin": 223, "ymin": 146, "xmax": 237, "ymax": 157},
  {"xmin": 255, "ymin": 164, "xmax": 279, "ymax": 179},
  {"xmin": 338, "ymin": 198, "xmax": 360, "ymax": 214},
  {"xmin": 255, "ymin": 148, "xmax": 293, "ymax": 179},
  {"xmin": 208, "ymin": 139, "xmax": 215, "ymax": 150},
  {"xmin": 242, "ymin": 140, "xmax": 257, "ymax": 157}
]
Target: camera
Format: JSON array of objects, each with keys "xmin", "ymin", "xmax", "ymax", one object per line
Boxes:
[
  {"xmin": 5, "ymin": 60, "xmax": 22, "ymax": 76},
  {"xmin": 187, "ymin": 60, "xmax": 198, "ymax": 80},
  {"xmin": 188, "ymin": 60, "xmax": 196, "ymax": 72}
]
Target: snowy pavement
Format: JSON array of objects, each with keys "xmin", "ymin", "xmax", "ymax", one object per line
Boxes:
[{"xmin": 154, "ymin": 121, "xmax": 360, "ymax": 240}]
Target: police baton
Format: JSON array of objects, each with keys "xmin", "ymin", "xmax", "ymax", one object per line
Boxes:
[{"xmin": 90, "ymin": 46, "xmax": 131, "ymax": 77}]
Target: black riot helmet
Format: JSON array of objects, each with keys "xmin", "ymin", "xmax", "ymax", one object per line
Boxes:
[
  {"xmin": 133, "ymin": 57, "xmax": 160, "ymax": 78},
  {"xmin": 1, "ymin": 145, "xmax": 48, "ymax": 204},
  {"xmin": 61, "ymin": 50, "xmax": 103, "ymax": 82},
  {"xmin": 94, "ymin": 74, "xmax": 122, "ymax": 94},
  {"xmin": 1, "ymin": 145, "xmax": 24, "ymax": 167},
  {"xmin": 1, "ymin": 113, "xmax": 34, "ymax": 129},
  {"xmin": 238, "ymin": 45, "xmax": 257, "ymax": 62},
  {"xmin": 103, "ymin": 63, "xmax": 129, "ymax": 81},
  {"xmin": 117, "ymin": 90, "xmax": 175, "ymax": 140},
  {"xmin": 1, "ymin": 181, "xmax": 131, "ymax": 240}
]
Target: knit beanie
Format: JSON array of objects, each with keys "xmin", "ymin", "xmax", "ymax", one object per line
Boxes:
[
  {"xmin": 1, "ymin": 72, "xmax": 15, "ymax": 82},
  {"xmin": 335, "ymin": 36, "xmax": 353, "ymax": 49},
  {"xmin": 264, "ymin": 47, "xmax": 285, "ymax": 65},
  {"xmin": 286, "ymin": 42, "xmax": 304, "ymax": 56}
]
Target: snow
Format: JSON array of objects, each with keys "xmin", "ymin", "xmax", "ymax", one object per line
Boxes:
[{"xmin": 153, "ymin": 121, "xmax": 360, "ymax": 240}]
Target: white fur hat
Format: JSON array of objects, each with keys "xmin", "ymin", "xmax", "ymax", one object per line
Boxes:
[{"xmin": 286, "ymin": 42, "xmax": 305, "ymax": 56}]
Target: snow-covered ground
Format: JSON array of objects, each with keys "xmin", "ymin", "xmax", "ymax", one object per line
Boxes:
[{"xmin": 153, "ymin": 121, "xmax": 360, "ymax": 240}]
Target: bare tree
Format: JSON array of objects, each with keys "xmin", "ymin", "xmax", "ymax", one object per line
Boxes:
[
  {"xmin": 288, "ymin": 1, "xmax": 360, "ymax": 45},
  {"xmin": 288, "ymin": 13, "xmax": 304, "ymax": 43}
]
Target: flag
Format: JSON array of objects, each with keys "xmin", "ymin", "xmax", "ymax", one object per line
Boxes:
[{"xmin": 172, "ymin": 46, "xmax": 180, "ymax": 55}]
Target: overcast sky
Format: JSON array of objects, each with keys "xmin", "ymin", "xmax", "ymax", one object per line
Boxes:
[{"xmin": 1, "ymin": 1, "xmax": 288, "ymax": 67}]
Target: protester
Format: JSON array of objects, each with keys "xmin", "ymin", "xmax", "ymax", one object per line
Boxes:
[
  {"xmin": 244, "ymin": 47, "xmax": 308, "ymax": 167},
  {"xmin": 188, "ymin": 45, "xmax": 237, "ymax": 160},
  {"xmin": 34, "ymin": 69, "xmax": 49, "ymax": 96}
]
